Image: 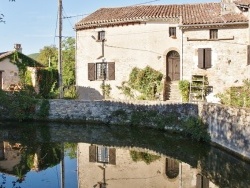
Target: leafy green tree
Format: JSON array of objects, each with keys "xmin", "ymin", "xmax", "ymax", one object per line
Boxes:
[
  {"xmin": 1, "ymin": 0, "xmax": 16, "ymax": 23},
  {"xmin": 62, "ymin": 37, "xmax": 75, "ymax": 86},
  {"xmin": 37, "ymin": 45, "xmax": 58, "ymax": 68}
]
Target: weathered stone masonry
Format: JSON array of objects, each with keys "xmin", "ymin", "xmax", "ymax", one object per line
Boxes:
[{"xmin": 48, "ymin": 99, "xmax": 250, "ymax": 160}]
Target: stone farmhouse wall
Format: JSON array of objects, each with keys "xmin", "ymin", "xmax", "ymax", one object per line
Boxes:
[
  {"xmin": 48, "ymin": 99, "xmax": 250, "ymax": 159},
  {"xmin": 0, "ymin": 58, "xmax": 38, "ymax": 92},
  {"xmin": 182, "ymin": 26, "xmax": 250, "ymax": 95},
  {"xmin": 76, "ymin": 22, "xmax": 181, "ymax": 100}
]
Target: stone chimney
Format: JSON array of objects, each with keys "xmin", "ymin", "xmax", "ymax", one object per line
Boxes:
[
  {"xmin": 14, "ymin": 44, "xmax": 22, "ymax": 53},
  {"xmin": 221, "ymin": 0, "xmax": 240, "ymax": 15}
]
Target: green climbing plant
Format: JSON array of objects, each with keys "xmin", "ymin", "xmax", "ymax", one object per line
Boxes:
[
  {"xmin": 178, "ymin": 80, "xmax": 190, "ymax": 102},
  {"xmin": 117, "ymin": 66, "xmax": 163, "ymax": 100}
]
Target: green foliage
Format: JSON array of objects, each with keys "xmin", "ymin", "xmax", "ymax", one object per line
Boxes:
[
  {"xmin": 0, "ymin": 90, "xmax": 37, "ymax": 121},
  {"xmin": 118, "ymin": 66, "xmax": 163, "ymax": 100},
  {"xmin": 178, "ymin": 80, "xmax": 190, "ymax": 102},
  {"xmin": 37, "ymin": 68, "xmax": 58, "ymax": 99},
  {"xmin": 64, "ymin": 143, "xmax": 77, "ymax": 159},
  {"xmin": 63, "ymin": 85, "xmax": 79, "ymax": 99},
  {"xmin": 62, "ymin": 37, "xmax": 75, "ymax": 86},
  {"xmin": 217, "ymin": 79, "xmax": 250, "ymax": 108},
  {"xmin": 36, "ymin": 99, "xmax": 50, "ymax": 118},
  {"xmin": 37, "ymin": 45, "xmax": 58, "ymax": 68},
  {"xmin": 100, "ymin": 83, "xmax": 111, "ymax": 99},
  {"xmin": 181, "ymin": 117, "xmax": 210, "ymax": 142},
  {"xmin": 130, "ymin": 150, "xmax": 161, "ymax": 164},
  {"xmin": 130, "ymin": 109, "xmax": 210, "ymax": 142}
]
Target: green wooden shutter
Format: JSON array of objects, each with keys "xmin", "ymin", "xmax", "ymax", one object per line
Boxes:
[
  {"xmin": 204, "ymin": 48, "xmax": 212, "ymax": 69},
  {"xmin": 88, "ymin": 63, "xmax": 96, "ymax": 81},
  {"xmin": 108, "ymin": 62, "xmax": 115, "ymax": 80},
  {"xmin": 198, "ymin": 48, "xmax": 204, "ymax": 69},
  {"xmin": 89, "ymin": 145, "xmax": 97, "ymax": 162},
  {"xmin": 108, "ymin": 148, "xmax": 116, "ymax": 165}
]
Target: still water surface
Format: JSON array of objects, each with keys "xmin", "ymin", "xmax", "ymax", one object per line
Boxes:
[{"xmin": 0, "ymin": 122, "xmax": 249, "ymax": 188}]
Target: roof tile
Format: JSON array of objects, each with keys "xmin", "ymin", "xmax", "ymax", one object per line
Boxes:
[{"xmin": 75, "ymin": 2, "xmax": 248, "ymax": 30}]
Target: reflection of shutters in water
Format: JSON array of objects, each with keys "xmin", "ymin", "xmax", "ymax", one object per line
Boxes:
[
  {"xmin": 109, "ymin": 148, "xmax": 116, "ymax": 165},
  {"xmin": 196, "ymin": 174, "xmax": 209, "ymax": 188},
  {"xmin": 0, "ymin": 142, "xmax": 4, "ymax": 160},
  {"xmin": 89, "ymin": 145, "xmax": 116, "ymax": 165},
  {"xmin": 89, "ymin": 145, "xmax": 97, "ymax": 162}
]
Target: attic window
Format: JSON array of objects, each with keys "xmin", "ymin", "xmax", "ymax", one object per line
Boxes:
[
  {"xmin": 169, "ymin": 27, "xmax": 176, "ymax": 38},
  {"xmin": 210, "ymin": 29, "xmax": 218, "ymax": 40},
  {"xmin": 97, "ymin": 31, "xmax": 105, "ymax": 41}
]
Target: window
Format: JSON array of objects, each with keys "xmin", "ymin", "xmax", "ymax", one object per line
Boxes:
[
  {"xmin": 88, "ymin": 62, "xmax": 115, "ymax": 81},
  {"xmin": 198, "ymin": 48, "xmax": 212, "ymax": 69},
  {"xmin": 209, "ymin": 29, "xmax": 218, "ymax": 40},
  {"xmin": 97, "ymin": 146, "xmax": 109, "ymax": 163},
  {"xmin": 89, "ymin": 145, "xmax": 116, "ymax": 165},
  {"xmin": 96, "ymin": 63, "xmax": 107, "ymax": 80},
  {"xmin": 97, "ymin": 31, "xmax": 105, "ymax": 41},
  {"xmin": 169, "ymin": 27, "xmax": 176, "ymax": 38}
]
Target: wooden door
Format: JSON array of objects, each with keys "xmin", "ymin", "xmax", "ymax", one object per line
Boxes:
[{"xmin": 166, "ymin": 51, "xmax": 180, "ymax": 81}]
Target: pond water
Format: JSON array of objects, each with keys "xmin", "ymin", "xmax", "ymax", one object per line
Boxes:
[{"xmin": 0, "ymin": 122, "xmax": 249, "ymax": 188}]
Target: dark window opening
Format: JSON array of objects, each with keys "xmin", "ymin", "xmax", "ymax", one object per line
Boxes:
[
  {"xmin": 98, "ymin": 31, "xmax": 105, "ymax": 41},
  {"xmin": 169, "ymin": 27, "xmax": 176, "ymax": 38},
  {"xmin": 209, "ymin": 29, "xmax": 218, "ymax": 40}
]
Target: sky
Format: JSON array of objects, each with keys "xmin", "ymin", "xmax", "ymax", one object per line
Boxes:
[{"xmin": 0, "ymin": 0, "xmax": 218, "ymax": 55}]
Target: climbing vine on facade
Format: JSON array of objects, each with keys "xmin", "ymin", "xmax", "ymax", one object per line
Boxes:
[{"xmin": 117, "ymin": 66, "xmax": 163, "ymax": 100}]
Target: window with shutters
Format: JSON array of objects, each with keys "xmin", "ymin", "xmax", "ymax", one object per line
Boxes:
[
  {"xmin": 97, "ymin": 31, "xmax": 105, "ymax": 41},
  {"xmin": 209, "ymin": 29, "xmax": 218, "ymax": 40},
  {"xmin": 89, "ymin": 145, "xmax": 116, "ymax": 165},
  {"xmin": 88, "ymin": 62, "xmax": 115, "ymax": 81},
  {"xmin": 196, "ymin": 174, "xmax": 209, "ymax": 188},
  {"xmin": 169, "ymin": 27, "xmax": 176, "ymax": 38},
  {"xmin": 198, "ymin": 48, "xmax": 212, "ymax": 69}
]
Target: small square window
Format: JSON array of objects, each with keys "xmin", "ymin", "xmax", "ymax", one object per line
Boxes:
[
  {"xmin": 169, "ymin": 27, "xmax": 176, "ymax": 38},
  {"xmin": 98, "ymin": 31, "xmax": 105, "ymax": 41},
  {"xmin": 210, "ymin": 29, "xmax": 218, "ymax": 40}
]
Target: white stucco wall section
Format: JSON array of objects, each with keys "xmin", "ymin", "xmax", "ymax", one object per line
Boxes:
[{"xmin": 76, "ymin": 22, "xmax": 181, "ymax": 100}]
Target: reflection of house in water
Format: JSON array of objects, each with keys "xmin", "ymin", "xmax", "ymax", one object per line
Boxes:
[
  {"xmin": 0, "ymin": 141, "xmax": 22, "ymax": 175},
  {"xmin": 78, "ymin": 143, "xmax": 218, "ymax": 188}
]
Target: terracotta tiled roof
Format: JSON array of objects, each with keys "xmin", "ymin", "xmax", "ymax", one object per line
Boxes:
[
  {"xmin": 75, "ymin": 3, "xmax": 248, "ymax": 30},
  {"xmin": 0, "ymin": 51, "xmax": 13, "ymax": 60},
  {"xmin": 234, "ymin": 0, "xmax": 250, "ymax": 6}
]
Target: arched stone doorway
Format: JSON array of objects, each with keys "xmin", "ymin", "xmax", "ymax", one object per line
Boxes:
[{"xmin": 166, "ymin": 51, "xmax": 180, "ymax": 81}]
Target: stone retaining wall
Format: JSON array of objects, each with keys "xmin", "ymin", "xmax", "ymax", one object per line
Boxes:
[
  {"xmin": 48, "ymin": 99, "xmax": 198, "ymax": 124},
  {"xmin": 48, "ymin": 99, "xmax": 250, "ymax": 160},
  {"xmin": 199, "ymin": 103, "xmax": 250, "ymax": 160}
]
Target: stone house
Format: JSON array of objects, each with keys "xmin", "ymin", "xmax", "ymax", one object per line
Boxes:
[
  {"xmin": 0, "ymin": 44, "xmax": 43, "ymax": 92},
  {"xmin": 75, "ymin": 0, "xmax": 250, "ymax": 101}
]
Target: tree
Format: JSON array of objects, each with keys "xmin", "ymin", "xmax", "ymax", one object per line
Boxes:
[
  {"xmin": 62, "ymin": 37, "xmax": 75, "ymax": 86},
  {"xmin": 37, "ymin": 45, "xmax": 58, "ymax": 68},
  {"xmin": 1, "ymin": 0, "xmax": 16, "ymax": 23}
]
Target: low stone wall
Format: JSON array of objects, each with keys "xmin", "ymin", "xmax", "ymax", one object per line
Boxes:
[
  {"xmin": 48, "ymin": 99, "xmax": 250, "ymax": 160},
  {"xmin": 48, "ymin": 99, "xmax": 198, "ymax": 125},
  {"xmin": 199, "ymin": 103, "xmax": 250, "ymax": 160}
]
